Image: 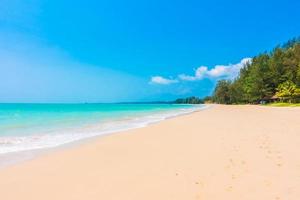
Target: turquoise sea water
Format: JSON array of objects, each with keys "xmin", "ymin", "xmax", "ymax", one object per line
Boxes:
[{"xmin": 0, "ymin": 103, "xmax": 205, "ymax": 154}]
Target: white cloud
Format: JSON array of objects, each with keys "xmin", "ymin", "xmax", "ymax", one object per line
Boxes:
[
  {"xmin": 149, "ymin": 58, "xmax": 252, "ymax": 86},
  {"xmin": 150, "ymin": 76, "xmax": 178, "ymax": 85},
  {"xmin": 195, "ymin": 66, "xmax": 208, "ymax": 77},
  {"xmin": 178, "ymin": 58, "xmax": 252, "ymax": 81},
  {"xmin": 178, "ymin": 74, "xmax": 197, "ymax": 81},
  {"xmin": 178, "ymin": 66, "xmax": 208, "ymax": 81}
]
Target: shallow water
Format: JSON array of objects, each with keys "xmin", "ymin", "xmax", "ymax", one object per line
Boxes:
[{"xmin": 0, "ymin": 103, "xmax": 206, "ymax": 154}]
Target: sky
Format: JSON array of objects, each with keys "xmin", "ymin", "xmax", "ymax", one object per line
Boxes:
[{"xmin": 0, "ymin": 0, "xmax": 300, "ymax": 103}]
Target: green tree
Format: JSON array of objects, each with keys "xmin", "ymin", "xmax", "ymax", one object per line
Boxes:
[
  {"xmin": 173, "ymin": 96, "xmax": 204, "ymax": 104},
  {"xmin": 212, "ymin": 37, "xmax": 300, "ymax": 104},
  {"xmin": 275, "ymin": 81, "xmax": 300, "ymax": 102},
  {"xmin": 213, "ymin": 80, "xmax": 232, "ymax": 104}
]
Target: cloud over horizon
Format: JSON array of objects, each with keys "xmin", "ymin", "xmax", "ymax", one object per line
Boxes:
[
  {"xmin": 179, "ymin": 58, "xmax": 252, "ymax": 81},
  {"xmin": 150, "ymin": 58, "xmax": 252, "ymax": 85},
  {"xmin": 150, "ymin": 76, "xmax": 178, "ymax": 85}
]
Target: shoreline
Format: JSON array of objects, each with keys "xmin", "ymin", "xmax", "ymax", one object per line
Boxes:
[
  {"xmin": 0, "ymin": 105, "xmax": 300, "ymax": 199},
  {"xmin": 0, "ymin": 104, "xmax": 208, "ymax": 169}
]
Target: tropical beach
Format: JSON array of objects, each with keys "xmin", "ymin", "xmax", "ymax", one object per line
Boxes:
[
  {"xmin": 0, "ymin": 105, "xmax": 300, "ymax": 200},
  {"xmin": 1, "ymin": 0, "xmax": 300, "ymax": 199}
]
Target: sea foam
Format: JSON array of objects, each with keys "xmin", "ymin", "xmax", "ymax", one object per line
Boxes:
[{"xmin": 0, "ymin": 104, "xmax": 207, "ymax": 155}]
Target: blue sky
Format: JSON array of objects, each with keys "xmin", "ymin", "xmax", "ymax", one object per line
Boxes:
[{"xmin": 0, "ymin": 0, "xmax": 300, "ymax": 102}]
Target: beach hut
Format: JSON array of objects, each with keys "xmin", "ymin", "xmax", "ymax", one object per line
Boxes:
[{"xmin": 259, "ymin": 95, "xmax": 280, "ymax": 104}]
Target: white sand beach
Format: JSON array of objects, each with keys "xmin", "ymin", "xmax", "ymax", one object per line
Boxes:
[{"xmin": 0, "ymin": 105, "xmax": 300, "ymax": 200}]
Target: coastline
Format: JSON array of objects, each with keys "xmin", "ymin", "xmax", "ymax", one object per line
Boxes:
[
  {"xmin": 0, "ymin": 105, "xmax": 300, "ymax": 199},
  {"xmin": 0, "ymin": 104, "xmax": 207, "ymax": 168}
]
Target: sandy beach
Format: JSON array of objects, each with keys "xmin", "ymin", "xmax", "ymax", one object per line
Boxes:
[{"xmin": 0, "ymin": 105, "xmax": 300, "ymax": 200}]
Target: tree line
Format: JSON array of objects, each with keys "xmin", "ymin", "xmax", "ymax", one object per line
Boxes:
[
  {"xmin": 173, "ymin": 96, "xmax": 204, "ymax": 104},
  {"xmin": 212, "ymin": 37, "xmax": 300, "ymax": 104}
]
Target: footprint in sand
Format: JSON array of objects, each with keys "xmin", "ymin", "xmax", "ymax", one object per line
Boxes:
[
  {"xmin": 258, "ymin": 136, "xmax": 283, "ymax": 167},
  {"xmin": 226, "ymin": 186, "xmax": 233, "ymax": 192},
  {"xmin": 268, "ymin": 150, "xmax": 272, "ymax": 154},
  {"xmin": 264, "ymin": 179, "xmax": 272, "ymax": 187},
  {"xmin": 225, "ymin": 158, "xmax": 249, "ymax": 181},
  {"xmin": 277, "ymin": 163, "xmax": 282, "ymax": 167}
]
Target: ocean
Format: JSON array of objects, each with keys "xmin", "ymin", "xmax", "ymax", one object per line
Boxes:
[{"xmin": 0, "ymin": 103, "xmax": 206, "ymax": 155}]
